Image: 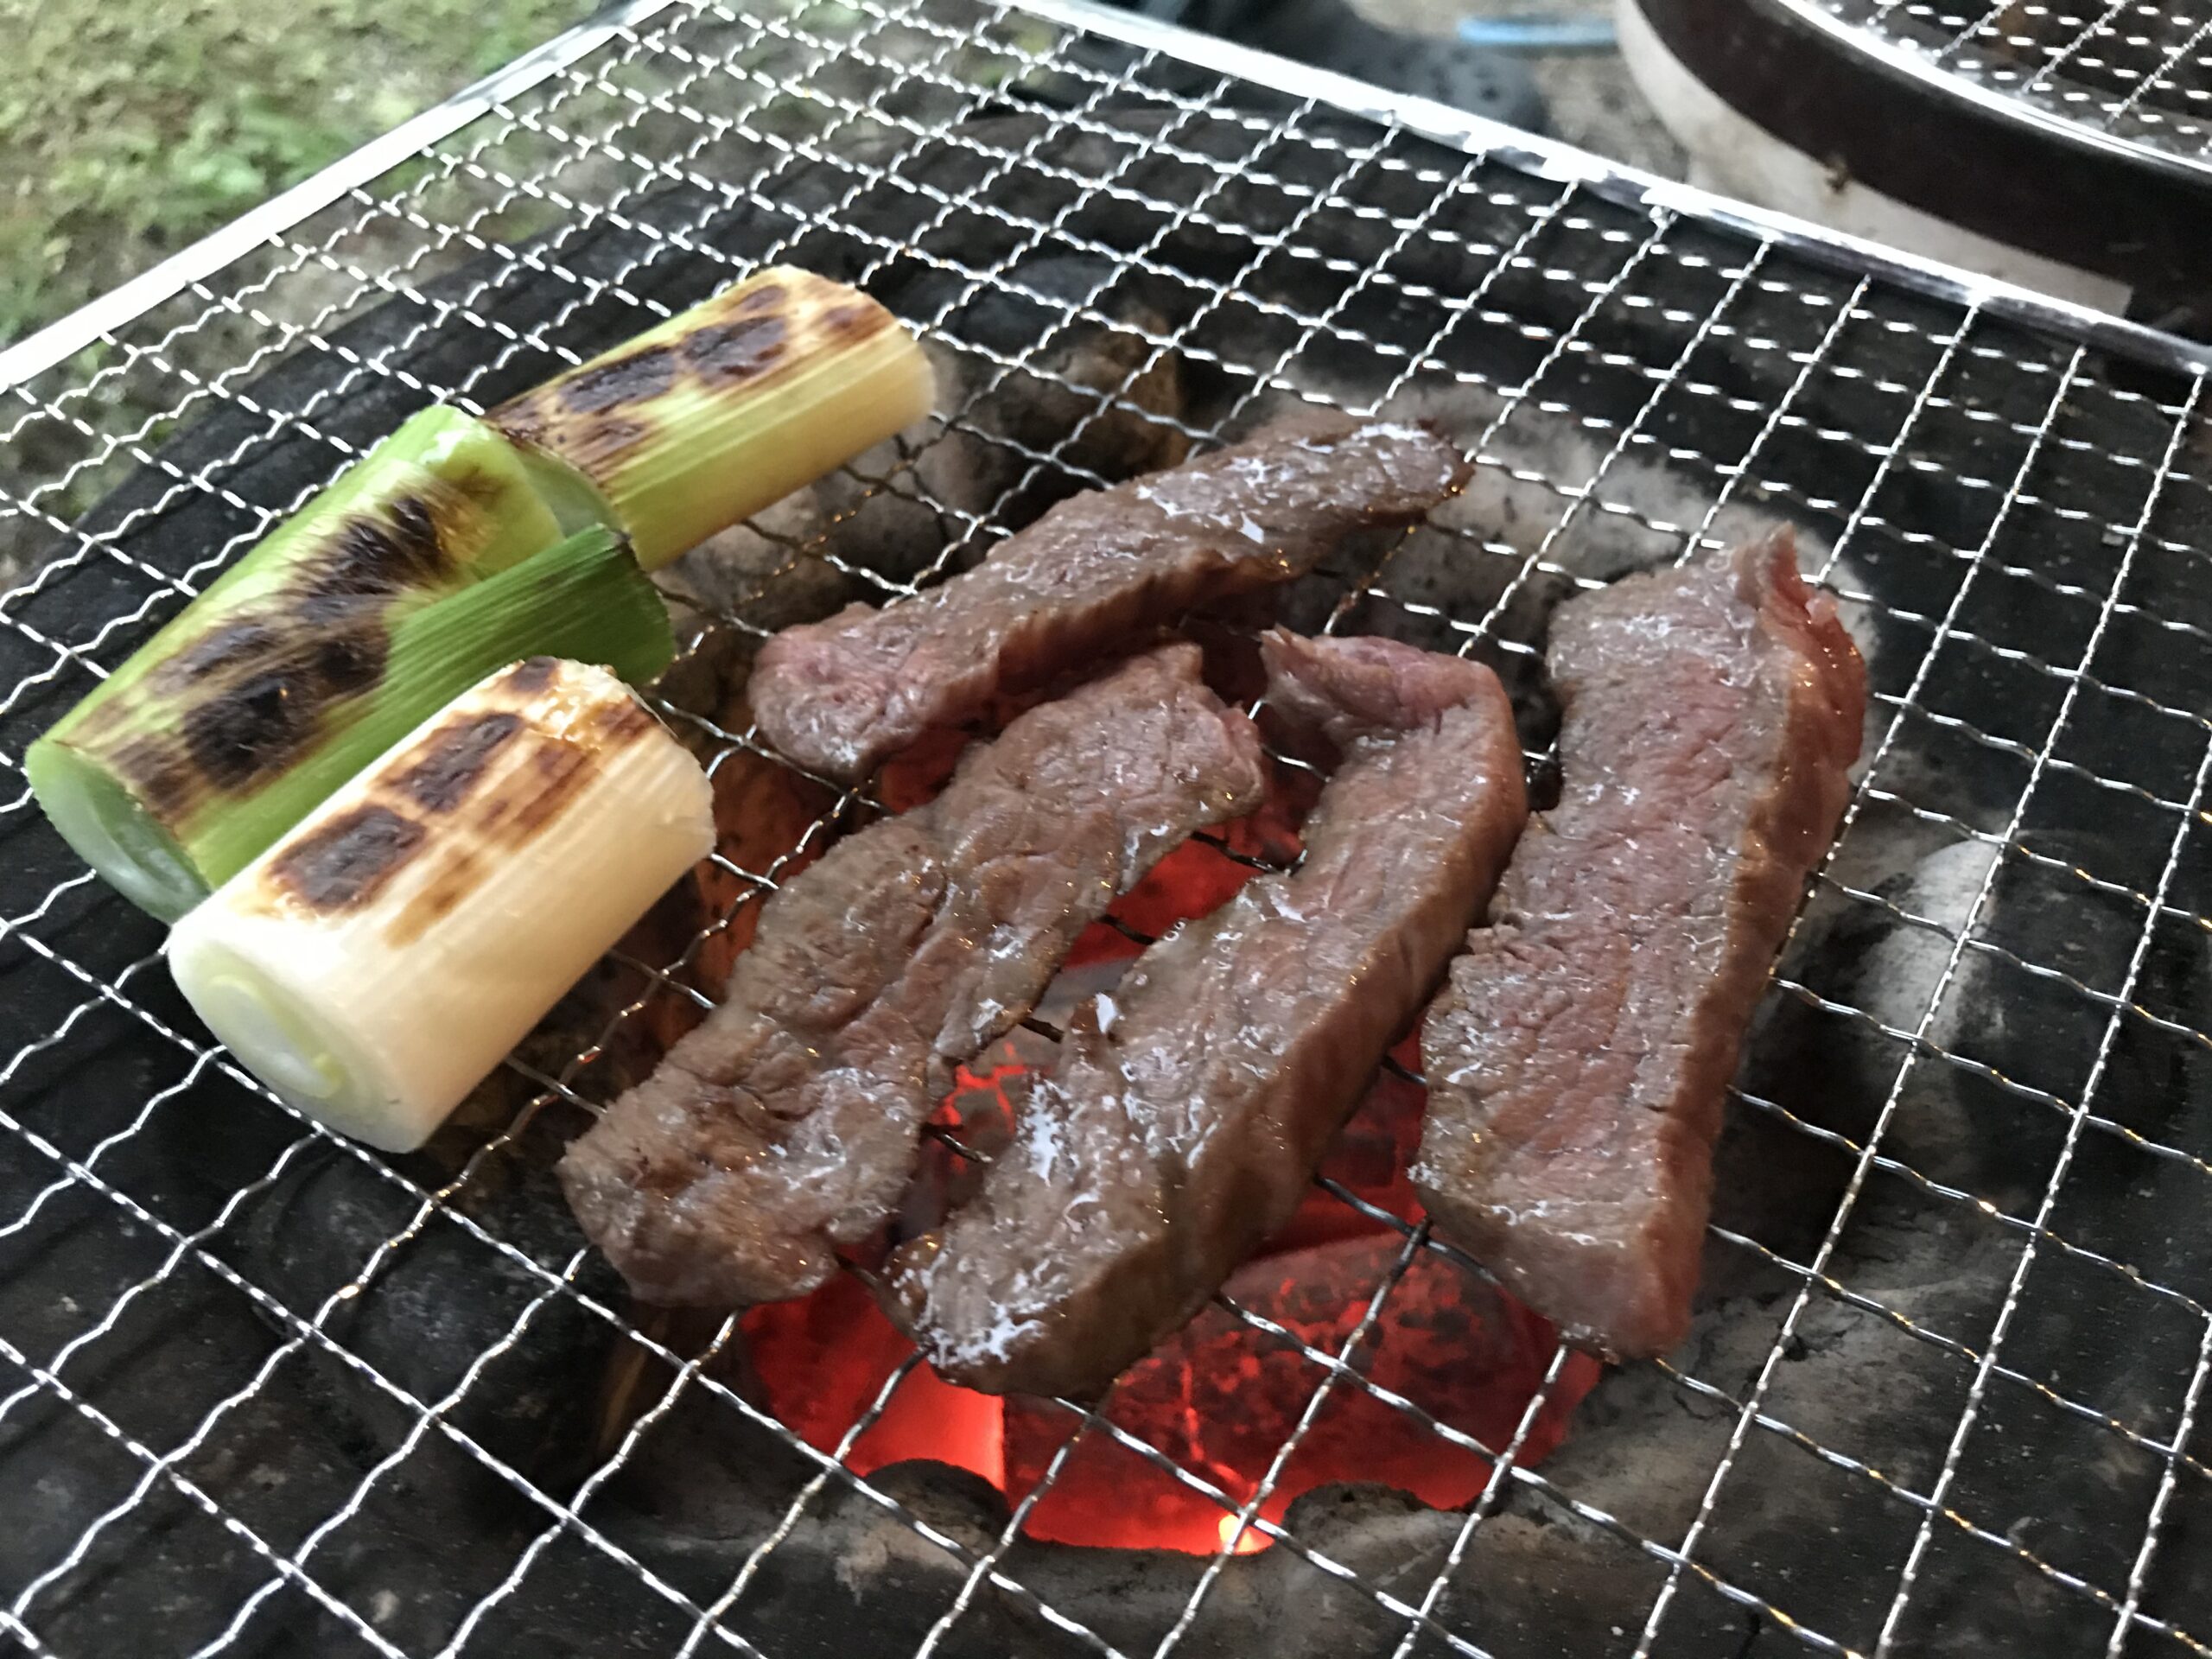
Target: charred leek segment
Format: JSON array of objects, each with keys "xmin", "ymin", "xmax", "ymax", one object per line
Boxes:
[
  {"xmin": 168, "ymin": 658, "xmax": 715, "ymax": 1153},
  {"xmin": 487, "ymin": 266, "xmax": 936, "ymax": 571},
  {"xmin": 28, "ymin": 525, "xmax": 673, "ymax": 922},
  {"xmin": 29, "ymin": 267, "xmax": 922, "ymax": 918}
]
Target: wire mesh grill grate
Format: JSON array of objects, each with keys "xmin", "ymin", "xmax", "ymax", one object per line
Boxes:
[
  {"xmin": 1804, "ymin": 0, "xmax": 2212, "ymax": 175},
  {"xmin": 2, "ymin": 3, "xmax": 2211, "ymax": 1656}
]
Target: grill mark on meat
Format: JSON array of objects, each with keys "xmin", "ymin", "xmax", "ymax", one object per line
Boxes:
[
  {"xmin": 1413, "ymin": 530, "xmax": 1866, "ymax": 1361},
  {"xmin": 747, "ymin": 419, "xmax": 1472, "ymax": 783},
  {"xmin": 887, "ymin": 629, "xmax": 1528, "ymax": 1398},
  {"xmin": 557, "ymin": 645, "xmax": 1268, "ymax": 1308}
]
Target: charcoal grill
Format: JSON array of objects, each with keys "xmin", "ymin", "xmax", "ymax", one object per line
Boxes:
[
  {"xmin": 4, "ymin": 2, "xmax": 2212, "ymax": 1656},
  {"xmin": 1621, "ymin": 0, "xmax": 2212, "ymax": 322},
  {"xmin": 1796, "ymin": 0, "xmax": 2212, "ymax": 165}
]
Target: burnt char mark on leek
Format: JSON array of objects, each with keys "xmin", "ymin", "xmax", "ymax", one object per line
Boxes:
[
  {"xmin": 491, "ymin": 276, "xmax": 890, "ymax": 477},
  {"xmin": 505, "ymin": 741, "xmax": 595, "ymax": 842},
  {"xmin": 385, "ymin": 848, "xmax": 485, "ymax": 947},
  {"xmin": 167, "ymin": 620, "xmax": 283, "ymax": 682},
  {"xmin": 247, "ymin": 653, "xmax": 666, "ymax": 948},
  {"xmin": 588, "ymin": 695, "xmax": 658, "ymax": 747},
  {"xmin": 108, "ymin": 733, "xmax": 197, "ymax": 821},
  {"xmin": 506, "ymin": 657, "xmax": 560, "ymax": 696},
  {"xmin": 310, "ymin": 631, "xmax": 385, "ymax": 697},
  {"xmin": 381, "ymin": 710, "xmax": 626, "ymax": 948},
  {"xmin": 558, "ymin": 346, "xmax": 677, "ymax": 415},
  {"xmin": 183, "ymin": 671, "xmax": 321, "ymax": 791},
  {"xmin": 391, "ymin": 712, "xmax": 524, "ymax": 814},
  {"xmin": 113, "ymin": 483, "xmax": 478, "ymax": 817},
  {"xmin": 381, "ymin": 742, "xmax": 597, "ymax": 947},
  {"xmin": 681, "ymin": 315, "xmax": 786, "ymax": 385},
  {"xmin": 500, "ymin": 316, "xmax": 793, "ymax": 456},
  {"xmin": 311, "ymin": 499, "xmax": 454, "ymax": 598},
  {"xmin": 271, "ymin": 804, "xmax": 426, "ymax": 912}
]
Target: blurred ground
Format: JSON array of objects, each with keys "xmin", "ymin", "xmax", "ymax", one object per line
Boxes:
[
  {"xmin": 0, "ymin": 0, "xmax": 593, "ymax": 346},
  {"xmin": 1, "ymin": 0, "xmax": 1676, "ymax": 353},
  {"xmin": 1357, "ymin": 0, "xmax": 1684, "ymax": 175}
]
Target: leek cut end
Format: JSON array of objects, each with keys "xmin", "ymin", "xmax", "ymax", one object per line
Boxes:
[
  {"xmin": 72, "ymin": 524, "xmax": 673, "ymax": 910},
  {"xmin": 27, "ymin": 735, "xmax": 207, "ymax": 922},
  {"xmin": 168, "ymin": 931, "xmax": 417, "ymax": 1148},
  {"xmin": 488, "ymin": 267, "xmax": 938, "ymax": 570},
  {"xmin": 26, "ymin": 405, "xmax": 603, "ymax": 918}
]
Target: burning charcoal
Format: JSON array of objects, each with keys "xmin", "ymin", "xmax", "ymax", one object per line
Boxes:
[
  {"xmin": 1001, "ymin": 1235, "xmax": 1598, "ymax": 1553},
  {"xmin": 1301, "ymin": 1041, "xmax": 1429, "ymax": 1234},
  {"xmin": 723, "ymin": 1235, "xmax": 1595, "ymax": 1654},
  {"xmin": 738, "ymin": 1274, "xmax": 1012, "ymax": 1506},
  {"xmin": 893, "ymin": 633, "xmax": 1527, "ymax": 1397},
  {"xmin": 240, "ymin": 1141, "xmax": 623, "ymax": 1493}
]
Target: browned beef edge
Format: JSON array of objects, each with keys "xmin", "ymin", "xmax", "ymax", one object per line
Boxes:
[
  {"xmin": 560, "ymin": 644, "xmax": 1266, "ymax": 1308},
  {"xmin": 888, "ymin": 629, "xmax": 1529, "ymax": 1397},
  {"xmin": 1413, "ymin": 531, "xmax": 1867, "ymax": 1360},
  {"xmin": 747, "ymin": 419, "xmax": 1472, "ymax": 782}
]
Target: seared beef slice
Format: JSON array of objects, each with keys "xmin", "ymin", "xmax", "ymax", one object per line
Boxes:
[
  {"xmin": 561, "ymin": 645, "xmax": 1266, "ymax": 1307},
  {"xmin": 1414, "ymin": 531, "xmax": 1866, "ymax": 1360},
  {"xmin": 891, "ymin": 631, "xmax": 1527, "ymax": 1398},
  {"xmin": 748, "ymin": 419, "xmax": 1471, "ymax": 782}
]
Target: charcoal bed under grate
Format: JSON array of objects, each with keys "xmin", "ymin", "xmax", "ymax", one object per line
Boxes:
[{"xmin": 3, "ymin": 3, "xmax": 2212, "ymax": 1656}]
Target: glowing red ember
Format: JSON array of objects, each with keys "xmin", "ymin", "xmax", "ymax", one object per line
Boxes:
[
  {"xmin": 742, "ymin": 1274, "xmax": 1006, "ymax": 1490},
  {"xmin": 741, "ymin": 1062, "xmax": 1601, "ymax": 1555},
  {"xmin": 734, "ymin": 780, "xmax": 1601, "ymax": 1556},
  {"xmin": 1001, "ymin": 1233, "xmax": 1596, "ymax": 1552}
]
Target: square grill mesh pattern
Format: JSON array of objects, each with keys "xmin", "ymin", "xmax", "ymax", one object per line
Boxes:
[
  {"xmin": 2, "ymin": 3, "xmax": 2211, "ymax": 1656},
  {"xmin": 1808, "ymin": 0, "xmax": 2212, "ymax": 170}
]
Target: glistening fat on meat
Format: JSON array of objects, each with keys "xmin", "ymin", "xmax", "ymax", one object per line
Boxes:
[
  {"xmin": 887, "ymin": 630, "xmax": 1529, "ymax": 1400},
  {"xmin": 747, "ymin": 417, "xmax": 1472, "ymax": 782},
  {"xmin": 1413, "ymin": 531, "xmax": 1867, "ymax": 1361},
  {"xmin": 558, "ymin": 644, "xmax": 1267, "ymax": 1308}
]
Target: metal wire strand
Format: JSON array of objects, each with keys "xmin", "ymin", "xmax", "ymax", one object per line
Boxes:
[{"xmin": 4, "ymin": 4, "xmax": 2212, "ymax": 1659}]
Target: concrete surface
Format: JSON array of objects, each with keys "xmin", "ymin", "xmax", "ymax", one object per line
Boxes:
[{"xmin": 1357, "ymin": 0, "xmax": 1688, "ymax": 176}]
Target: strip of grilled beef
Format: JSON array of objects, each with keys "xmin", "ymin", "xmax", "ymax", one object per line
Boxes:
[
  {"xmin": 747, "ymin": 418, "xmax": 1471, "ymax": 783},
  {"xmin": 1414, "ymin": 531, "xmax": 1866, "ymax": 1360},
  {"xmin": 560, "ymin": 645, "xmax": 1267, "ymax": 1307},
  {"xmin": 887, "ymin": 630, "xmax": 1528, "ymax": 1398}
]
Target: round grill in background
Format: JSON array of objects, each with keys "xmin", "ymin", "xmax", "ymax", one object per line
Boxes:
[{"xmin": 1618, "ymin": 0, "xmax": 2212, "ymax": 333}]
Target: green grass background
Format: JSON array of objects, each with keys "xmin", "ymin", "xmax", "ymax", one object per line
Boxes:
[{"xmin": 0, "ymin": 0, "xmax": 594, "ymax": 346}]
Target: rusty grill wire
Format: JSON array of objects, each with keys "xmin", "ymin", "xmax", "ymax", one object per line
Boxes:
[
  {"xmin": 2, "ymin": 1, "xmax": 2211, "ymax": 1656},
  {"xmin": 1807, "ymin": 0, "xmax": 2212, "ymax": 173}
]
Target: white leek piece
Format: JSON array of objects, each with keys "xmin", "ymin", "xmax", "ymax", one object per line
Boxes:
[
  {"xmin": 168, "ymin": 657, "xmax": 714, "ymax": 1152},
  {"xmin": 487, "ymin": 267, "xmax": 938, "ymax": 571}
]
